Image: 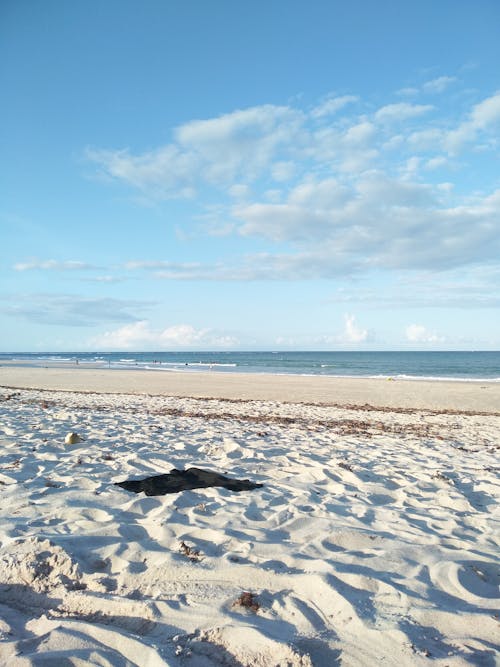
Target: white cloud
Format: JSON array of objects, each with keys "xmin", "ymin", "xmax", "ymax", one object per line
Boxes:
[
  {"xmin": 311, "ymin": 95, "xmax": 358, "ymax": 118},
  {"xmin": 444, "ymin": 91, "xmax": 500, "ymax": 153},
  {"xmin": 85, "ymin": 89, "xmax": 500, "ymax": 279},
  {"xmin": 84, "ymin": 101, "xmax": 383, "ymax": 202},
  {"xmin": 122, "ymin": 249, "xmax": 362, "ymax": 281},
  {"xmin": 264, "ymin": 189, "xmax": 282, "ymax": 202},
  {"xmin": 397, "ymin": 76, "xmax": 456, "ymax": 97},
  {"xmin": 422, "ymin": 76, "xmax": 457, "ymax": 94},
  {"xmin": 121, "ymin": 172, "xmax": 500, "ymax": 279},
  {"xmin": 405, "ymin": 324, "xmax": 444, "ymax": 343},
  {"xmin": 397, "ymin": 87, "xmax": 419, "ymax": 97},
  {"xmin": 308, "ymin": 120, "xmax": 378, "ymax": 173},
  {"xmin": 234, "ymin": 178, "xmax": 352, "ymax": 242},
  {"xmin": 1, "ymin": 295, "xmax": 151, "ymax": 326},
  {"xmin": 470, "ymin": 92, "xmax": 500, "ymax": 126},
  {"xmin": 151, "ymin": 252, "xmax": 355, "ymax": 280},
  {"xmin": 423, "ymin": 156, "xmax": 447, "ymax": 170},
  {"xmin": 228, "ymin": 184, "xmax": 251, "ymax": 199},
  {"xmin": 124, "ymin": 260, "xmax": 195, "ymax": 271},
  {"xmin": 87, "ymin": 91, "xmax": 500, "ymax": 206},
  {"xmin": 289, "ymin": 178, "xmax": 350, "ymax": 208},
  {"xmin": 313, "ymin": 314, "xmax": 370, "ymax": 346},
  {"xmin": 175, "ymin": 105, "xmax": 304, "ymax": 184},
  {"xmin": 231, "ymin": 176, "xmax": 500, "ymax": 270},
  {"xmin": 90, "ymin": 320, "xmax": 239, "ymax": 350},
  {"xmin": 328, "ymin": 266, "xmax": 500, "ymax": 309},
  {"xmin": 341, "ymin": 314, "xmax": 368, "ymax": 343},
  {"xmin": 87, "ymin": 275, "xmax": 127, "ymax": 283},
  {"xmin": 374, "ymin": 103, "xmax": 433, "ymax": 123},
  {"xmin": 407, "ymin": 127, "xmax": 444, "ymax": 151},
  {"xmin": 271, "ymin": 161, "xmax": 296, "ymax": 182},
  {"xmin": 87, "ymin": 104, "xmax": 305, "ymax": 197},
  {"xmin": 86, "ymin": 144, "xmax": 199, "ymax": 199},
  {"xmin": 382, "ymin": 134, "xmax": 404, "ymax": 150},
  {"xmin": 343, "ymin": 121, "xmax": 376, "ymax": 145},
  {"xmin": 235, "ymin": 202, "xmax": 327, "ymax": 242},
  {"xmin": 401, "ymin": 156, "xmax": 421, "ymax": 177},
  {"xmin": 14, "ymin": 259, "xmax": 96, "ymax": 271}
]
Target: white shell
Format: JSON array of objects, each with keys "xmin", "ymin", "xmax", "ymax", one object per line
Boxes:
[{"xmin": 65, "ymin": 432, "xmax": 83, "ymax": 445}]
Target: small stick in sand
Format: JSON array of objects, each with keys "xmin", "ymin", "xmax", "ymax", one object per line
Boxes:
[{"xmin": 179, "ymin": 541, "xmax": 201, "ymax": 561}]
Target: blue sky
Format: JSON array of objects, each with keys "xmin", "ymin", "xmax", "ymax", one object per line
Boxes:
[{"xmin": 1, "ymin": 0, "xmax": 500, "ymax": 351}]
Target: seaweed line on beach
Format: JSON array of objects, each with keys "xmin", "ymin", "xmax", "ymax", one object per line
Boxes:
[
  {"xmin": 0, "ymin": 387, "xmax": 474, "ymax": 440},
  {"xmin": 1, "ymin": 383, "xmax": 498, "ymax": 417}
]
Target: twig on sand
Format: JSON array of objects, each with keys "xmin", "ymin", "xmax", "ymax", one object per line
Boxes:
[
  {"xmin": 233, "ymin": 591, "xmax": 260, "ymax": 612},
  {"xmin": 179, "ymin": 541, "xmax": 201, "ymax": 561}
]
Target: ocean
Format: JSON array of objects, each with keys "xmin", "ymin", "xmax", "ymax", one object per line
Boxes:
[{"xmin": 1, "ymin": 351, "xmax": 500, "ymax": 381}]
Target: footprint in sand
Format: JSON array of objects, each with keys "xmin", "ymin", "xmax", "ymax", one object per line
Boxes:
[{"xmin": 429, "ymin": 560, "xmax": 500, "ymax": 606}]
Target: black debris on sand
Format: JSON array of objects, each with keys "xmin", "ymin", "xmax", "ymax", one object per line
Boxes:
[{"xmin": 114, "ymin": 467, "xmax": 264, "ymax": 496}]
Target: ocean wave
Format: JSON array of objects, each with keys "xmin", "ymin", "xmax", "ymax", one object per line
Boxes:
[
  {"xmin": 2, "ymin": 352, "xmax": 499, "ymax": 382},
  {"xmin": 392, "ymin": 374, "xmax": 500, "ymax": 383}
]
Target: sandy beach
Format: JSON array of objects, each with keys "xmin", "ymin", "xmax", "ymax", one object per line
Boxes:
[
  {"xmin": 1, "ymin": 364, "xmax": 500, "ymax": 412},
  {"xmin": 0, "ymin": 369, "xmax": 499, "ymax": 665}
]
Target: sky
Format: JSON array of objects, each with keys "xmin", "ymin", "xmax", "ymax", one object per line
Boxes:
[{"xmin": 1, "ymin": 0, "xmax": 500, "ymax": 351}]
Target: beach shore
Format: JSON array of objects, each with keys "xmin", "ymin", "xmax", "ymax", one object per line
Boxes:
[
  {"xmin": 1, "ymin": 363, "xmax": 500, "ymax": 412},
  {"xmin": 0, "ymin": 371, "xmax": 499, "ymax": 665}
]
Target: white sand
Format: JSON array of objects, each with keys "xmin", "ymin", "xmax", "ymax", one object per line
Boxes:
[{"xmin": 0, "ymin": 376, "xmax": 499, "ymax": 665}]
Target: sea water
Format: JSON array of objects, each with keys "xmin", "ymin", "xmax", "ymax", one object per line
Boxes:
[{"xmin": 1, "ymin": 351, "xmax": 500, "ymax": 381}]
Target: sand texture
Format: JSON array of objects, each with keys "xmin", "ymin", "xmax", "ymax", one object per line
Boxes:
[{"xmin": 0, "ymin": 383, "xmax": 499, "ymax": 666}]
